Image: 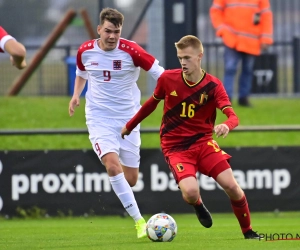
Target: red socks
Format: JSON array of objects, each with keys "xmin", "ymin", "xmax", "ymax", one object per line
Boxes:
[{"xmin": 230, "ymin": 195, "xmax": 252, "ymax": 233}]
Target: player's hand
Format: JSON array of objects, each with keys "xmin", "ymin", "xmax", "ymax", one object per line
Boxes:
[
  {"xmin": 121, "ymin": 126, "xmax": 131, "ymax": 139},
  {"xmin": 69, "ymin": 96, "xmax": 80, "ymax": 116},
  {"xmin": 214, "ymin": 124, "xmax": 229, "ymax": 138},
  {"xmin": 10, "ymin": 55, "xmax": 27, "ymax": 69}
]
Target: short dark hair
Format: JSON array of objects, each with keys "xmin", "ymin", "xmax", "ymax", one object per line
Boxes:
[
  {"xmin": 99, "ymin": 8, "xmax": 124, "ymax": 27},
  {"xmin": 175, "ymin": 35, "xmax": 204, "ymax": 53}
]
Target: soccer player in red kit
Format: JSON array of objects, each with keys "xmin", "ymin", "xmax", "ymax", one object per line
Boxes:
[
  {"xmin": 0, "ymin": 26, "xmax": 26, "ymax": 69},
  {"xmin": 121, "ymin": 35, "xmax": 262, "ymax": 239}
]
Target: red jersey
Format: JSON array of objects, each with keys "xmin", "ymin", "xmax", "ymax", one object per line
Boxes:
[
  {"xmin": 0, "ymin": 26, "xmax": 9, "ymax": 53},
  {"xmin": 0, "ymin": 26, "xmax": 15, "ymax": 53},
  {"xmin": 153, "ymin": 69, "xmax": 232, "ymax": 154}
]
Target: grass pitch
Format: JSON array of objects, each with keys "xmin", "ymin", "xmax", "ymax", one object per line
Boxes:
[{"xmin": 1, "ymin": 212, "xmax": 300, "ymax": 250}]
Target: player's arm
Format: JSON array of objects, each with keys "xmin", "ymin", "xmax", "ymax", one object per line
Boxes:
[
  {"xmin": 6, "ymin": 39, "xmax": 27, "ymax": 69},
  {"xmin": 147, "ymin": 59, "xmax": 165, "ymax": 81},
  {"xmin": 69, "ymin": 48, "xmax": 89, "ymax": 116},
  {"xmin": 214, "ymin": 107, "xmax": 239, "ymax": 138},
  {"xmin": 121, "ymin": 96, "xmax": 161, "ymax": 139},
  {"xmin": 68, "ymin": 76, "xmax": 87, "ymax": 116},
  {"xmin": 0, "ymin": 26, "xmax": 26, "ymax": 69},
  {"xmin": 213, "ymin": 81, "xmax": 239, "ymax": 138},
  {"xmin": 130, "ymin": 43, "xmax": 164, "ymax": 80}
]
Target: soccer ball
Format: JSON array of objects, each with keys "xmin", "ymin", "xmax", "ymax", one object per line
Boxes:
[{"xmin": 146, "ymin": 213, "xmax": 177, "ymax": 242}]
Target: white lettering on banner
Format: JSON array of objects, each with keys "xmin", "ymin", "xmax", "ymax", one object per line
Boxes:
[
  {"xmin": 9, "ymin": 163, "xmax": 291, "ymax": 200},
  {"xmin": 247, "ymin": 170, "xmax": 273, "ymax": 189},
  {"xmin": 0, "ymin": 196, "xmax": 2, "ymax": 211},
  {"xmin": 11, "ymin": 165, "xmax": 113, "ymax": 200},
  {"xmin": 76, "ymin": 165, "xmax": 83, "ymax": 192},
  {"xmin": 150, "ymin": 164, "xmax": 291, "ymax": 195},
  {"xmin": 12, "ymin": 174, "xmax": 30, "ymax": 200},
  {"xmin": 240, "ymin": 169, "xmax": 290, "ymax": 195},
  {"xmin": 30, "ymin": 174, "xmax": 43, "ymax": 193},
  {"xmin": 59, "ymin": 174, "xmax": 76, "ymax": 193},
  {"xmin": 253, "ymin": 69, "xmax": 273, "ymax": 86},
  {"xmin": 151, "ymin": 164, "xmax": 168, "ymax": 191},
  {"xmin": 168, "ymin": 174, "xmax": 178, "ymax": 191},
  {"xmin": 43, "ymin": 174, "xmax": 60, "ymax": 193},
  {"xmin": 150, "ymin": 164, "xmax": 178, "ymax": 191},
  {"xmin": 273, "ymin": 169, "xmax": 291, "ymax": 195},
  {"xmin": 84, "ymin": 173, "xmax": 110, "ymax": 192}
]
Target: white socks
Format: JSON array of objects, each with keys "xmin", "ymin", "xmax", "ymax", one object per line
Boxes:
[{"xmin": 109, "ymin": 173, "xmax": 142, "ymax": 222}]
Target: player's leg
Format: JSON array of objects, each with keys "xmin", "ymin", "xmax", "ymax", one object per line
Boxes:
[
  {"xmin": 119, "ymin": 129, "xmax": 147, "ymax": 238},
  {"xmin": 121, "ymin": 166, "xmax": 138, "ymax": 187},
  {"xmin": 178, "ymin": 177, "xmax": 212, "ymax": 228},
  {"xmin": 119, "ymin": 129, "xmax": 141, "ymax": 187},
  {"xmin": 88, "ymin": 122, "xmax": 146, "ymax": 239},
  {"xmin": 165, "ymin": 152, "xmax": 212, "ymax": 228},
  {"xmin": 102, "ymin": 152, "xmax": 146, "ymax": 237},
  {"xmin": 212, "ymin": 161, "xmax": 263, "ymax": 239}
]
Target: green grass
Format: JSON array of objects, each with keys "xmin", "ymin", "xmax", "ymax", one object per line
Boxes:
[
  {"xmin": 1, "ymin": 212, "xmax": 300, "ymax": 250},
  {"xmin": 0, "ymin": 96, "xmax": 300, "ymax": 149}
]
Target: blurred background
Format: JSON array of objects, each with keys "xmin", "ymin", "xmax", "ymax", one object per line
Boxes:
[{"xmin": 1, "ymin": 0, "xmax": 300, "ymax": 97}]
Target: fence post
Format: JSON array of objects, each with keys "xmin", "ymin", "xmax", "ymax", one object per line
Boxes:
[
  {"xmin": 293, "ymin": 36, "xmax": 300, "ymax": 93},
  {"xmin": 164, "ymin": 0, "xmax": 197, "ymax": 69}
]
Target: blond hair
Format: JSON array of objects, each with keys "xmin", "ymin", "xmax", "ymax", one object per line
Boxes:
[{"xmin": 175, "ymin": 35, "xmax": 204, "ymax": 53}]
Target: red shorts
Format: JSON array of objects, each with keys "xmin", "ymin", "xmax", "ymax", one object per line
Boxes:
[{"xmin": 164, "ymin": 140, "xmax": 231, "ymax": 183}]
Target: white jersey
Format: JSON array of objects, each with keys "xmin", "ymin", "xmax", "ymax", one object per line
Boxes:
[{"xmin": 76, "ymin": 38, "xmax": 164, "ymax": 122}]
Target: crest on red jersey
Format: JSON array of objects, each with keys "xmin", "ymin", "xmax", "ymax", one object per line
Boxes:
[
  {"xmin": 176, "ymin": 163, "xmax": 184, "ymax": 172},
  {"xmin": 199, "ymin": 91, "xmax": 208, "ymax": 105},
  {"xmin": 113, "ymin": 60, "xmax": 122, "ymax": 70}
]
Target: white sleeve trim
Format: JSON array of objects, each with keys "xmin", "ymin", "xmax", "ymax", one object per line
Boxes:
[
  {"xmin": 0, "ymin": 35, "xmax": 16, "ymax": 52},
  {"xmin": 148, "ymin": 59, "xmax": 165, "ymax": 81},
  {"xmin": 76, "ymin": 67, "xmax": 88, "ymax": 80}
]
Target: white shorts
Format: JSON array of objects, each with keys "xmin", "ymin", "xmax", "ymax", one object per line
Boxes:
[{"xmin": 87, "ymin": 118, "xmax": 141, "ymax": 168}]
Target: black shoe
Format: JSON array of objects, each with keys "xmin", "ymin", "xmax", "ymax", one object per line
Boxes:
[
  {"xmin": 194, "ymin": 203, "xmax": 213, "ymax": 228},
  {"xmin": 238, "ymin": 97, "xmax": 252, "ymax": 107},
  {"xmin": 244, "ymin": 229, "xmax": 263, "ymax": 239}
]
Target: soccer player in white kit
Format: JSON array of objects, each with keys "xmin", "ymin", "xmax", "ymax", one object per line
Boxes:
[
  {"xmin": 0, "ymin": 26, "xmax": 27, "ymax": 69},
  {"xmin": 68, "ymin": 8, "xmax": 164, "ymax": 239}
]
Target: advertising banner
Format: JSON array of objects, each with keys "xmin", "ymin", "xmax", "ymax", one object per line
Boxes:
[
  {"xmin": 0, "ymin": 147, "xmax": 299, "ymax": 216},
  {"xmin": 252, "ymin": 53, "xmax": 277, "ymax": 93}
]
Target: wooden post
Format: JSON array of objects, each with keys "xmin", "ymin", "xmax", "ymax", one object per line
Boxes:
[
  {"xmin": 7, "ymin": 9, "xmax": 77, "ymax": 96},
  {"xmin": 80, "ymin": 8, "xmax": 98, "ymax": 39}
]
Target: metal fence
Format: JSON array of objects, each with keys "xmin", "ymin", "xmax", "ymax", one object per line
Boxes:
[
  {"xmin": 1, "ymin": 0, "xmax": 300, "ymax": 96},
  {"xmin": 1, "ymin": 124, "xmax": 300, "ymax": 136}
]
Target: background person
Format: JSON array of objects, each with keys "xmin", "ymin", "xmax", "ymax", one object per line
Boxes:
[{"xmin": 210, "ymin": 0, "xmax": 273, "ymax": 106}]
